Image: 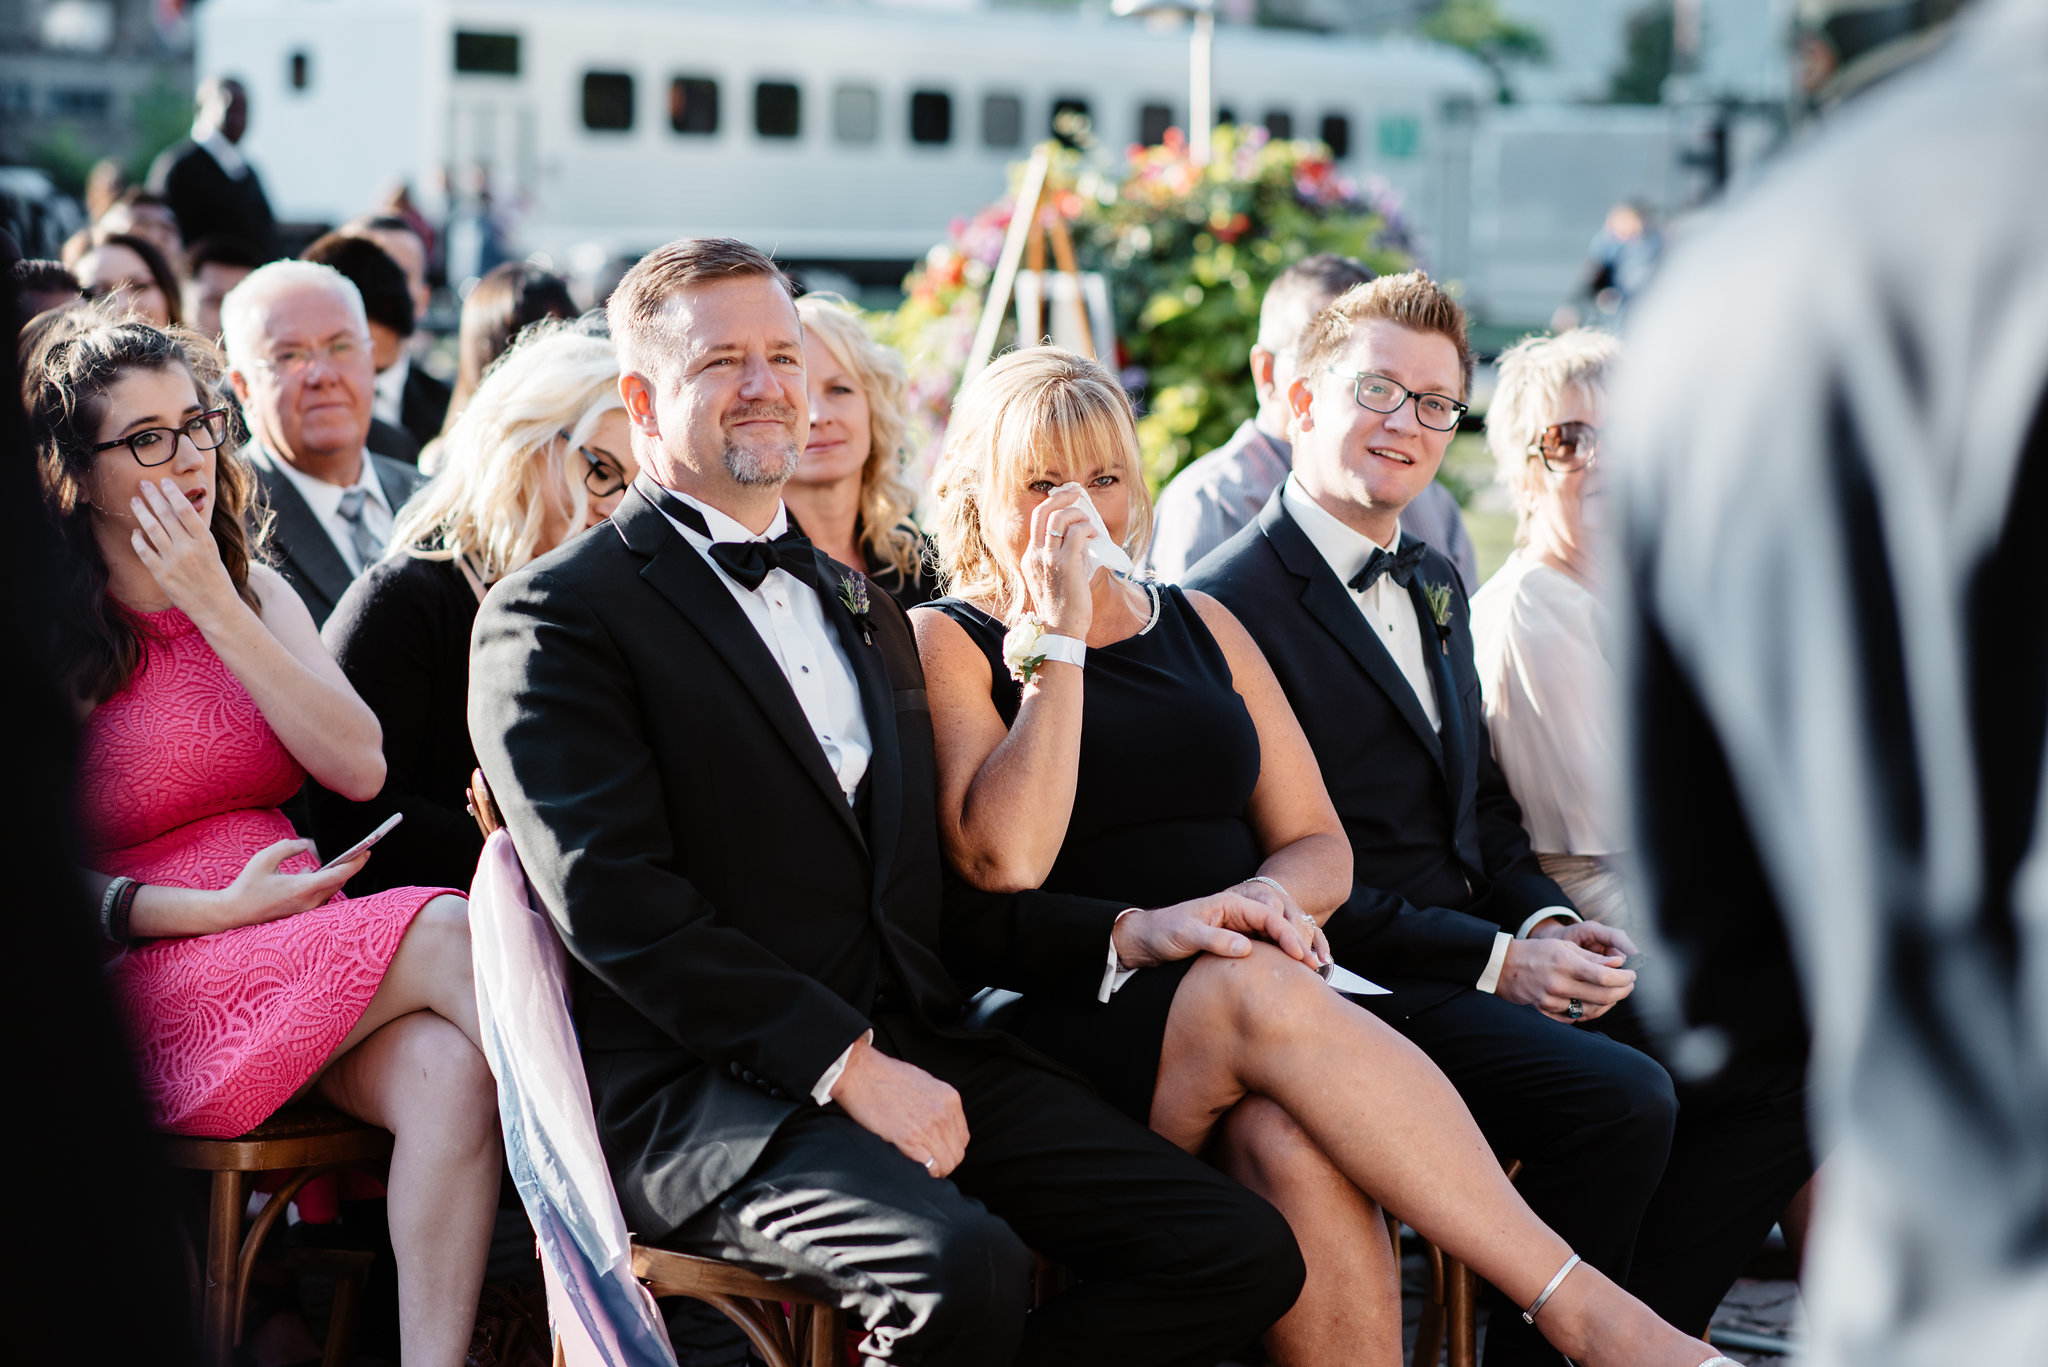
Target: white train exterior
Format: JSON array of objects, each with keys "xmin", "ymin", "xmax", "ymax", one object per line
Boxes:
[{"xmin": 195, "ymin": 0, "xmax": 1492, "ymax": 283}]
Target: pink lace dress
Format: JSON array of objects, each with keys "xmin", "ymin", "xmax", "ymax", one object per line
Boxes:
[{"xmin": 79, "ymin": 606, "xmax": 452, "ymax": 1137}]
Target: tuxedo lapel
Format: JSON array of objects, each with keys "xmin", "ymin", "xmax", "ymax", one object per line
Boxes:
[
  {"xmin": 1258, "ymin": 498, "xmax": 1447, "ymax": 775},
  {"xmin": 818, "ymin": 557, "xmax": 900, "ymax": 898},
  {"xmin": 248, "ymin": 445, "xmax": 355, "ymax": 613},
  {"xmin": 615, "ymin": 490, "xmax": 864, "ymax": 847},
  {"xmin": 1408, "ymin": 580, "xmax": 1467, "ymax": 819}
]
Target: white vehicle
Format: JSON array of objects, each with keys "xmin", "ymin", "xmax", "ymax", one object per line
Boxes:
[{"xmin": 196, "ymin": 0, "xmax": 1491, "ymax": 283}]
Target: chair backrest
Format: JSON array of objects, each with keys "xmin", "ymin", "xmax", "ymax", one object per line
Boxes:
[{"xmin": 469, "ymin": 827, "xmax": 679, "ymax": 1367}]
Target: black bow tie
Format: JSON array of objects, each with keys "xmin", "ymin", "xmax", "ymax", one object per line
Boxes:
[
  {"xmin": 641, "ymin": 480, "xmax": 819, "ymax": 590},
  {"xmin": 1347, "ymin": 539, "xmax": 1427, "ymax": 595}
]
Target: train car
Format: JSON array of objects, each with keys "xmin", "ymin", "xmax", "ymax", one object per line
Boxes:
[{"xmin": 196, "ymin": 0, "xmax": 1491, "ymax": 283}]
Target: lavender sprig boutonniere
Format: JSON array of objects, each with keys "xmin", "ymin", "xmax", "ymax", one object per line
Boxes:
[
  {"xmin": 1422, "ymin": 582, "xmax": 1453, "ymax": 655},
  {"xmin": 838, "ymin": 571, "xmax": 874, "ymax": 645}
]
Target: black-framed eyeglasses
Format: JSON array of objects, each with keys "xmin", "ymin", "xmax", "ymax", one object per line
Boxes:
[
  {"xmin": 1529, "ymin": 421, "xmax": 1599, "ymax": 473},
  {"xmin": 89, "ymin": 408, "xmax": 231, "ymax": 467},
  {"xmin": 1326, "ymin": 370, "xmax": 1468, "ymax": 432},
  {"xmin": 562, "ymin": 429, "xmax": 628, "ymax": 498}
]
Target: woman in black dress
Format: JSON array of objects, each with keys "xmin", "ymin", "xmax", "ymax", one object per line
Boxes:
[
  {"xmin": 310, "ymin": 324, "xmax": 634, "ymax": 891},
  {"xmin": 916, "ymin": 348, "xmax": 1734, "ymax": 1367}
]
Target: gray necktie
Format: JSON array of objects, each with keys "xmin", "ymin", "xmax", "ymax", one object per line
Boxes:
[{"xmin": 334, "ymin": 486, "xmax": 385, "ymax": 570}]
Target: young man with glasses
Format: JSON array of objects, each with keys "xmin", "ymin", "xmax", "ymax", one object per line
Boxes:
[
  {"xmin": 1187, "ymin": 274, "xmax": 1811, "ymax": 1362},
  {"xmin": 221, "ymin": 260, "xmax": 425, "ymax": 626}
]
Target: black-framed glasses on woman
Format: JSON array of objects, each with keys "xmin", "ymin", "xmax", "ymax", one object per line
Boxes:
[
  {"xmin": 1529, "ymin": 421, "xmax": 1599, "ymax": 473},
  {"xmin": 1325, "ymin": 370, "xmax": 1469, "ymax": 432},
  {"xmin": 89, "ymin": 408, "xmax": 231, "ymax": 467},
  {"xmin": 562, "ymin": 429, "xmax": 628, "ymax": 498}
]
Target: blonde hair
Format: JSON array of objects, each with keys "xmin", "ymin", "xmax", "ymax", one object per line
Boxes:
[
  {"xmin": 1483, "ymin": 328, "xmax": 1620, "ymax": 544},
  {"xmin": 389, "ymin": 322, "xmax": 623, "ymax": 579},
  {"xmin": 928, "ymin": 346, "xmax": 1150, "ymax": 623},
  {"xmin": 795, "ymin": 293, "xmax": 923, "ymax": 582}
]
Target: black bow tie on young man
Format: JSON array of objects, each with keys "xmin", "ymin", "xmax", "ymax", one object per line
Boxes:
[
  {"xmin": 1347, "ymin": 539, "xmax": 1428, "ymax": 594},
  {"xmin": 648, "ymin": 483, "xmax": 820, "ymax": 590}
]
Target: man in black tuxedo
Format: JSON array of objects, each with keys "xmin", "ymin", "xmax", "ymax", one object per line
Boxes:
[
  {"xmin": 467, "ymin": 238, "xmax": 1303, "ymax": 1366},
  {"xmin": 147, "ymin": 78, "xmax": 276, "ymax": 259},
  {"xmin": 221, "ymin": 261, "xmax": 423, "ymax": 626},
  {"xmin": 1187, "ymin": 273, "xmax": 1810, "ymax": 1362},
  {"xmin": 342, "ymin": 216, "xmax": 454, "ymax": 450}
]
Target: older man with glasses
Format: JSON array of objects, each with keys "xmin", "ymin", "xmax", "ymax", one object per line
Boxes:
[{"xmin": 223, "ymin": 260, "xmax": 425, "ymax": 625}]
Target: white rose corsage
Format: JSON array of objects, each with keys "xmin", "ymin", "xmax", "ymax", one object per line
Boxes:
[{"xmin": 1003, "ymin": 613, "xmax": 1050, "ymax": 684}]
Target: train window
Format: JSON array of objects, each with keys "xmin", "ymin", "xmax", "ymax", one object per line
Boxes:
[
  {"xmin": 1139, "ymin": 102, "xmax": 1173, "ymax": 146},
  {"xmin": 1320, "ymin": 113, "xmax": 1350, "ymax": 159},
  {"xmin": 288, "ymin": 51, "xmax": 310, "ymax": 93},
  {"xmin": 835, "ymin": 85, "xmax": 878, "ymax": 143},
  {"xmin": 670, "ymin": 77, "xmax": 719, "ymax": 135},
  {"xmin": 1264, "ymin": 109, "xmax": 1293, "ymax": 139},
  {"xmin": 454, "ymin": 31, "xmax": 520, "ymax": 76},
  {"xmin": 910, "ymin": 91, "xmax": 952, "ymax": 145},
  {"xmin": 1216, "ymin": 105, "xmax": 1237, "ymax": 126},
  {"xmin": 756, "ymin": 81, "xmax": 801, "ymax": 139},
  {"xmin": 583, "ymin": 72, "xmax": 635, "ymax": 131},
  {"xmin": 1050, "ymin": 96, "xmax": 1091, "ymax": 148},
  {"xmin": 1377, "ymin": 113, "xmax": 1420, "ymax": 159},
  {"xmin": 983, "ymin": 93, "xmax": 1023, "ymax": 148}
]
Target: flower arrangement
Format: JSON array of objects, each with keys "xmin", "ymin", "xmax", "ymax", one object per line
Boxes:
[
  {"xmin": 876, "ymin": 123, "xmax": 1415, "ymax": 492},
  {"xmin": 1001, "ymin": 614, "xmax": 1051, "ymax": 684}
]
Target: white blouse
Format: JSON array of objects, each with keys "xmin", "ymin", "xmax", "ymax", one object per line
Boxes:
[{"xmin": 1470, "ymin": 551, "xmax": 1621, "ymax": 856}]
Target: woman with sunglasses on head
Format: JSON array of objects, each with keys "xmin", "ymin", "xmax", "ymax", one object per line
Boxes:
[
  {"xmin": 1469, "ymin": 329, "xmax": 1632, "ymax": 931},
  {"xmin": 31, "ymin": 308, "xmax": 499, "ymax": 1366},
  {"xmin": 310, "ymin": 323, "xmax": 630, "ymax": 895}
]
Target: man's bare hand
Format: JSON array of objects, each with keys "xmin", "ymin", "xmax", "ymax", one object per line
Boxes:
[
  {"xmin": 1112, "ymin": 891, "xmax": 1323, "ymax": 971},
  {"xmin": 1497, "ymin": 937, "xmax": 1635, "ymax": 1023},
  {"xmin": 831, "ymin": 1036, "xmax": 969, "ymax": 1178},
  {"xmin": 1535, "ymin": 918, "xmax": 1640, "ymax": 961}
]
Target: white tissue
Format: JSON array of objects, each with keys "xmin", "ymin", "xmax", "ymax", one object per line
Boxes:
[{"xmin": 1054, "ymin": 482, "xmax": 1135, "ymax": 578}]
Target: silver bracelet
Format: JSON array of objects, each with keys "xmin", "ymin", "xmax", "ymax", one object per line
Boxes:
[
  {"xmin": 1521, "ymin": 1252, "xmax": 1581, "ymax": 1325},
  {"xmin": 98, "ymin": 875, "xmax": 134, "ymax": 944},
  {"xmin": 1243, "ymin": 874, "xmax": 1290, "ymax": 901}
]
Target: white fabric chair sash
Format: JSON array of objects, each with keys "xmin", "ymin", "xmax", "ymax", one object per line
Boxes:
[{"xmin": 469, "ymin": 829, "xmax": 679, "ymax": 1367}]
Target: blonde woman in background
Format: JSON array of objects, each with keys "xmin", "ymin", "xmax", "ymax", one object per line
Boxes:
[
  {"xmin": 308, "ymin": 323, "xmax": 632, "ymax": 894},
  {"xmin": 1468, "ymin": 330, "xmax": 1633, "ymax": 934},
  {"xmin": 784, "ymin": 293, "xmax": 936, "ymax": 609}
]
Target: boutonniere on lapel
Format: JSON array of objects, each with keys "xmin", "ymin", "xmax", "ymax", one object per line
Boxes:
[
  {"xmin": 1422, "ymin": 582, "xmax": 1454, "ymax": 656},
  {"xmin": 1002, "ymin": 614, "xmax": 1049, "ymax": 683},
  {"xmin": 837, "ymin": 571, "xmax": 874, "ymax": 645}
]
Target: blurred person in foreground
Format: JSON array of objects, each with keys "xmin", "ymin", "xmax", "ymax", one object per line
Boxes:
[
  {"xmin": 28, "ymin": 307, "xmax": 495, "ymax": 1364},
  {"xmin": 1187, "ymin": 272, "xmax": 1812, "ymax": 1362},
  {"xmin": 310, "ymin": 325, "xmax": 631, "ymax": 896},
  {"xmin": 222, "ymin": 261, "xmax": 425, "ymax": 626},
  {"xmin": 74, "ymin": 233, "xmax": 181, "ymax": 329},
  {"xmin": 149, "ymin": 77, "xmax": 276, "ymax": 257},
  {"xmin": 917, "ymin": 344, "xmax": 1741, "ymax": 1367},
  {"xmin": 468, "ymin": 236, "xmax": 1308, "ymax": 1367},
  {"xmin": 1470, "ymin": 330, "xmax": 1633, "ymax": 932},
  {"xmin": 786, "ymin": 293, "xmax": 937, "ymax": 611},
  {"xmin": 301, "ymin": 231, "xmax": 430, "ymax": 465},
  {"xmin": 182, "ymin": 235, "xmax": 261, "ymax": 340},
  {"xmin": 344, "ymin": 214, "xmax": 451, "ymax": 448},
  {"xmin": 1145, "ymin": 253, "xmax": 1476, "ymax": 590},
  {"xmin": 1610, "ymin": 2, "xmax": 2045, "ymax": 1364}
]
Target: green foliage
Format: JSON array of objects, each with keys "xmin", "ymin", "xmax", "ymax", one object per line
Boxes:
[
  {"xmin": 128, "ymin": 77, "xmax": 196, "ymax": 181},
  {"xmin": 1420, "ymin": 0, "xmax": 1547, "ymax": 99},
  {"xmin": 28, "ymin": 126, "xmax": 99, "ymax": 199},
  {"xmin": 878, "ymin": 124, "xmax": 1414, "ymax": 491},
  {"xmin": 1609, "ymin": 2, "xmax": 1676, "ymax": 104}
]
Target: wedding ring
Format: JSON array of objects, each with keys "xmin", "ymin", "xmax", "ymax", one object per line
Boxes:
[
  {"xmin": 1566, "ymin": 998, "xmax": 1584, "ymax": 1021},
  {"xmin": 922, "ymin": 1157, "xmax": 937, "ymax": 1171},
  {"xmin": 1048, "ymin": 528, "xmax": 1065, "ymax": 539}
]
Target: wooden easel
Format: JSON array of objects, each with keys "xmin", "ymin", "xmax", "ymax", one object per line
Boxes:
[{"xmin": 958, "ymin": 143, "xmax": 1098, "ymax": 398}]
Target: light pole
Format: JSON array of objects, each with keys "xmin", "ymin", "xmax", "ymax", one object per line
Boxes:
[{"xmin": 1112, "ymin": 0, "xmax": 1216, "ymax": 166}]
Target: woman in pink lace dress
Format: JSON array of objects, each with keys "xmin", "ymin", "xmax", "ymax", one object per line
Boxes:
[{"xmin": 30, "ymin": 308, "xmax": 497, "ymax": 1366}]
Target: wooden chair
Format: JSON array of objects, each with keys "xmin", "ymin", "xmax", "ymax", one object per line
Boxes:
[
  {"xmin": 162, "ymin": 1106, "xmax": 392, "ymax": 1367},
  {"xmin": 471, "ymin": 769, "xmax": 848, "ymax": 1367},
  {"xmin": 1405, "ymin": 1159, "xmax": 1524, "ymax": 1367}
]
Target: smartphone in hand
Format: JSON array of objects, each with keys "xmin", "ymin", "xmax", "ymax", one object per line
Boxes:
[{"xmin": 318, "ymin": 812, "xmax": 403, "ymax": 872}]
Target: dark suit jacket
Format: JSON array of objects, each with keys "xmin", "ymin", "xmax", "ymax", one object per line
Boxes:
[
  {"xmin": 1185, "ymin": 490, "xmax": 1570, "ymax": 1014},
  {"xmin": 146, "ymin": 139, "xmax": 275, "ymax": 257},
  {"xmin": 246, "ymin": 444, "xmax": 425, "ymax": 627},
  {"xmin": 399, "ymin": 364, "xmax": 452, "ymax": 451},
  {"xmin": 467, "ymin": 486, "xmax": 1128, "ymax": 1238}
]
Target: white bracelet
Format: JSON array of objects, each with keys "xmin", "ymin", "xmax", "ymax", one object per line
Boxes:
[
  {"xmin": 1244, "ymin": 874, "xmax": 1290, "ymax": 901},
  {"xmin": 1035, "ymin": 634, "xmax": 1087, "ymax": 670}
]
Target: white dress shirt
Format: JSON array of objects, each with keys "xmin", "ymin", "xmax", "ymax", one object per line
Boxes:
[
  {"xmin": 371, "ymin": 353, "xmax": 410, "ymax": 429},
  {"xmin": 650, "ymin": 484, "xmax": 876, "ymax": 1104},
  {"xmin": 267, "ymin": 449, "xmax": 395, "ymax": 575},
  {"xmin": 1279, "ymin": 476, "xmax": 1576, "ymax": 993},
  {"xmin": 193, "ymin": 123, "xmax": 249, "ymax": 180}
]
